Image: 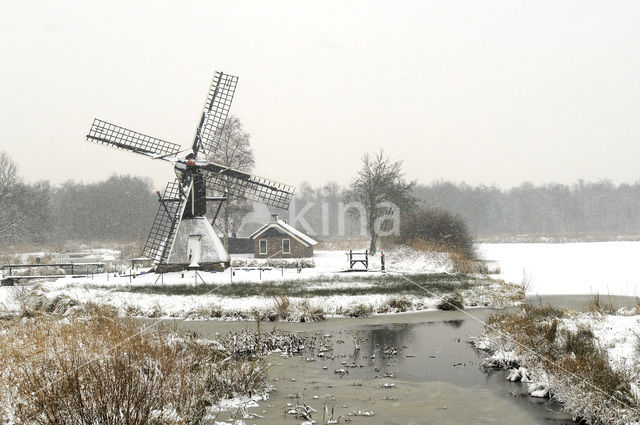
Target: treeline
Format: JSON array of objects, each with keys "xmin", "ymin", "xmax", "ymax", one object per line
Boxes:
[
  {"xmin": 291, "ymin": 179, "xmax": 640, "ymax": 238},
  {"xmin": 0, "ymin": 153, "xmax": 156, "ymax": 247},
  {"xmin": 4, "ymin": 143, "xmax": 640, "ymax": 245},
  {"xmin": 50, "ymin": 176, "xmax": 157, "ymax": 242},
  {"xmin": 414, "ymin": 180, "xmax": 640, "ymax": 236}
]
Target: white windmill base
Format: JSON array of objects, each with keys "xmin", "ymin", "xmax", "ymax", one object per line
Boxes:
[{"xmin": 155, "ymin": 217, "xmax": 230, "ymax": 273}]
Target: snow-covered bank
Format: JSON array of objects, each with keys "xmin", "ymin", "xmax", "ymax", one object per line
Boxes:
[
  {"xmin": 474, "ymin": 306, "xmax": 640, "ymax": 424},
  {"xmin": 0, "ymin": 248, "xmax": 519, "ymax": 320},
  {"xmin": 479, "ymin": 241, "xmax": 640, "ymax": 296}
]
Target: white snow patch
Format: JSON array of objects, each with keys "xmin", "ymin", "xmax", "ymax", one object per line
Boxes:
[{"xmin": 479, "ymin": 241, "xmax": 640, "ymax": 296}]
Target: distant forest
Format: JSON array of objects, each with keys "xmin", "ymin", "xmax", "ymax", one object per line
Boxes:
[
  {"xmin": 292, "ymin": 180, "xmax": 640, "ymax": 239},
  {"xmin": 3, "ymin": 174, "xmax": 640, "ymax": 246},
  {"xmin": 1, "ymin": 175, "xmax": 156, "ymax": 246},
  {"xmin": 414, "ymin": 180, "xmax": 640, "ymax": 237}
]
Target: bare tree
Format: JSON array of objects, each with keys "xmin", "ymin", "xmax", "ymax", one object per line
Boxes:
[
  {"xmin": 345, "ymin": 150, "xmax": 416, "ymax": 252},
  {"xmin": 206, "ymin": 116, "xmax": 255, "ymax": 249},
  {"xmin": 0, "ymin": 152, "xmax": 21, "ymax": 239}
]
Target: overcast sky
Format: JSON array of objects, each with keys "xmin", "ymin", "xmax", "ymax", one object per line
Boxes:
[{"xmin": 1, "ymin": 0, "xmax": 639, "ymax": 190}]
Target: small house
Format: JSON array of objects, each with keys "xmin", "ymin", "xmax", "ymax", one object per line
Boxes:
[{"xmin": 249, "ymin": 214, "xmax": 318, "ymax": 258}]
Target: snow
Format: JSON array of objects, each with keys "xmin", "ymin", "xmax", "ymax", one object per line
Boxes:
[
  {"xmin": 561, "ymin": 312, "xmax": 640, "ymax": 369},
  {"xmin": 0, "ymin": 247, "xmax": 460, "ymax": 318},
  {"xmin": 479, "ymin": 241, "xmax": 640, "ymax": 296},
  {"xmin": 249, "ymin": 219, "xmax": 318, "ymax": 246},
  {"xmin": 312, "ymin": 247, "xmax": 451, "ymax": 274}
]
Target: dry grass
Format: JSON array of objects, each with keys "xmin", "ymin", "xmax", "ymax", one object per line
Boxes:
[
  {"xmin": 633, "ymin": 330, "xmax": 640, "ymax": 357},
  {"xmin": 403, "ymin": 238, "xmax": 488, "ymax": 273},
  {"xmin": 482, "ymin": 305, "xmax": 636, "ymax": 424},
  {"xmin": 588, "ymin": 293, "xmax": 616, "ymax": 314},
  {"xmin": 0, "ymin": 308, "xmax": 268, "ymax": 424}
]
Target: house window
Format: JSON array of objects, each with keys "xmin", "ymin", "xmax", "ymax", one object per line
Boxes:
[
  {"xmin": 282, "ymin": 239, "xmax": 290, "ymax": 254},
  {"xmin": 259, "ymin": 239, "xmax": 267, "ymax": 255}
]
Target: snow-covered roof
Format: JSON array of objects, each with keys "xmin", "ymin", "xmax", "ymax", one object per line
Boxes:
[{"xmin": 249, "ymin": 219, "xmax": 318, "ymax": 247}]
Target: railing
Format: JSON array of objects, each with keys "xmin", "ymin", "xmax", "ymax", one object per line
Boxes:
[
  {"xmin": 1, "ymin": 262, "xmax": 105, "ymax": 278},
  {"xmin": 348, "ymin": 249, "xmax": 369, "ymax": 270}
]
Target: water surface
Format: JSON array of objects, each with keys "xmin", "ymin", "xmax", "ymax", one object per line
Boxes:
[{"xmin": 175, "ymin": 309, "xmax": 577, "ymax": 424}]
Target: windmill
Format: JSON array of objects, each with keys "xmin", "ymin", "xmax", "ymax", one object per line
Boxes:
[{"xmin": 85, "ymin": 71, "xmax": 295, "ymax": 272}]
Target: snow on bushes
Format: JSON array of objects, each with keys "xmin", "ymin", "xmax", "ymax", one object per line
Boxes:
[{"xmin": 473, "ymin": 306, "xmax": 640, "ymax": 425}]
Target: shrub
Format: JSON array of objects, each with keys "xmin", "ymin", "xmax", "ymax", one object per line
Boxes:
[
  {"xmin": 200, "ymin": 303, "xmax": 223, "ymax": 318},
  {"xmin": 123, "ymin": 303, "xmax": 144, "ymax": 317},
  {"xmin": 398, "ymin": 208, "xmax": 476, "ymax": 259},
  {"xmin": 588, "ymin": 293, "xmax": 616, "ymax": 314},
  {"xmin": 148, "ymin": 302, "xmax": 165, "ymax": 318},
  {"xmin": 437, "ymin": 292, "xmax": 464, "ymax": 310},
  {"xmin": 385, "ymin": 296, "xmax": 413, "ymax": 312},
  {"xmin": 45, "ymin": 294, "xmax": 79, "ymax": 314},
  {"xmin": 293, "ymin": 300, "xmax": 325, "ymax": 322},
  {"xmin": 272, "ymin": 295, "xmax": 292, "ymax": 320},
  {"xmin": 343, "ymin": 303, "xmax": 373, "ymax": 318},
  {"xmin": 561, "ymin": 325, "xmax": 596, "ymax": 359}
]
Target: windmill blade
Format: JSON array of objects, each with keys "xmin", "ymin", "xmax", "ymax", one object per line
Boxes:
[
  {"xmin": 192, "ymin": 71, "xmax": 238, "ymax": 156},
  {"xmin": 203, "ymin": 162, "xmax": 295, "ymax": 210},
  {"xmin": 142, "ymin": 179, "xmax": 192, "ymax": 264},
  {"xmin": 87, "ymin": 119, "xmax": 182, "ymax": 159}
]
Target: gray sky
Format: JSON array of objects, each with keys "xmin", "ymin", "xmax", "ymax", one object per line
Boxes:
[{"xmin": 1, "ymin": 0, "xmax": 639, "ymax": 190}]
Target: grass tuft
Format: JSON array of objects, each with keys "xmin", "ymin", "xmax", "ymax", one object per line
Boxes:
[
  {"xmin": 588, "ymin": 293, "xmax": 616, "ymax": 314},
  {"xmin": 385, "ymin": 296, "xmax": 413, "ymax": 312},
  {"xmin": 341, "ymin": 303, "xmax": 373, "ymax": 318},
  {"xmin": 437, "ymin": 292, "xmax": 464, "ymax": 310},
  {"xmin": 273, "ymin": 295, "xmax": 292, "ymax": 320}
]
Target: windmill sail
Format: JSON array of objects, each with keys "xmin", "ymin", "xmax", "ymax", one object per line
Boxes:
[
  {"xmin": 203, "ymin": 162, "xmax": 295, "ymax": 210},
  {"xmin": 87, "ymin": 119, "xmax": 182, "ymax": 158},
  {"xmin": 143, "ymin": 179, "xmax": 192, "ymax": 263},
  {"xmin": 86, "ymin": 70, "xmax": 295, "ymax": 268},
  {"xmin": 192, "ymin": 71, "xmax": 238, "ymax": 156}
]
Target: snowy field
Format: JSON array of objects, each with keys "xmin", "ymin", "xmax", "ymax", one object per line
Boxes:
[
  {"xmin": 0, "ymin": 248, "xmax": 459, "ymax": 317},
  {"xmin": 479, "ymin": 241, "xmax": 640, "ymax": 296}
]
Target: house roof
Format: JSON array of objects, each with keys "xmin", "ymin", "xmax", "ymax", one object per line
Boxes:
[{"xmin": 249, "ymin": 219, "xmax": 318, "ymax": 247}]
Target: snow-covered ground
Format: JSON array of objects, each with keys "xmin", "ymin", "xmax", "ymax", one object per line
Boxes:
[
  {"xmin": 0, "ymin": 247, "xmax": 510, "ymax": 319},
  {"xmin": 479, "ymin": 241, "xmax": 640, "ymax": 296},
  {"xmin": 0, "ymin": 247, "xmax": 464, "ymax": 317}
]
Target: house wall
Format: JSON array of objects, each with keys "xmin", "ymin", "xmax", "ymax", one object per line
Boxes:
[{"xmin": 252, "ymin": 228, "xmax": 313, "ymax": 258}]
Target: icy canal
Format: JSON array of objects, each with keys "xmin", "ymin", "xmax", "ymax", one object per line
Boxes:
[{"xmin": 172, "ymin": 309, "xmax": 577, "ymax": 424}]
